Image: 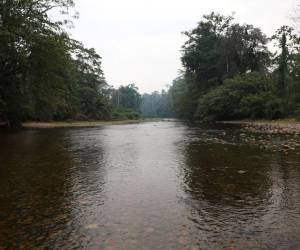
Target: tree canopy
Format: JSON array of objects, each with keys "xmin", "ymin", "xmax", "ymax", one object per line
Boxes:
[
  {"xmin": 2, "ymin": 7, "xmax": 300, "ymax": 126},
  {"xmin": 167, "ymin": 12, "xmax": 300, "ymax": 121},
  {"xmin": 0, "ymin": 0, "xmax": 109, "ymax": 128}
]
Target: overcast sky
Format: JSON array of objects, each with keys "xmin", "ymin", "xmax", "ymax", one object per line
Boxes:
[{"xmin": 70, "ymin": 0, "xmax": 298, "ymax": 93}]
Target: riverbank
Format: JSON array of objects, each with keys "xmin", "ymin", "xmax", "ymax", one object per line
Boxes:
[
  {"xmin": 221, "ymin": 119, "xmax": 300, "ymax": 135},
  {"xmin": 22, "ymin": 120, "xmax": 140, "ymax": 129}
]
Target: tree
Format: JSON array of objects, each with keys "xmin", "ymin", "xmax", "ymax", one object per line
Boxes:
[
  {"xmin": 182, "ymin": 12, "xmax": 269, "ymax": 93},
  {"xmin": 272, "ymin": 26, "xmax": 299, "ymax": 99},
  {"xmin": 111, "ymin": 84, "xmax": 141, "ymax": 112},
  {"xmin": 141, "ymin": 90, "xmax": 171, "ymax": 118},
  {"xmin": 173, "ymin": 12, "xmax": 271, "ymax": 120},
  {"xmin": 168, "ymin": 76, "xmax": 197, "ymax": 119},
  {"xmin": 27, "ymin": 33, "xmax": 76, "ymax": 121},
  {"xmin": 73, "ymin": 48, "xmax": 109, "ymax": 119},
  {"xmin": 0, "ymin": 0, "xmax": 109, "ymax": 128},
  {"xmin": 196, "ymin": 73, "xmax": 283, "ymax": 121},
  {"xmin": 0, "ymin": 0, "xmax": 76, "ymax": 128}
]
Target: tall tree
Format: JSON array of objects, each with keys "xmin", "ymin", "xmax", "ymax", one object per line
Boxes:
[
  {"xmin": 272, "ymin": 26, "xmax": 299, "ymax": 99},
  {"xmin": 182, "ymin": 12, "xmax": 269, "ymax": 93},
  {"xmin": 111, "ymin": 84, "xmax": 141, "ymax": 112},
  {"xmin": 0, "ymin": 0, "xmax": 76, "ymax": 128},
  {"xmin": 0, "ymin": 0, "xmax": 109, "ymax": 127}
]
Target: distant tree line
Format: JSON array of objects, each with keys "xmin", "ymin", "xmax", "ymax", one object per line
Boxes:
[
  {"xmin": 140, "ymin": 90, "xmax": 171, "ymax": 118},
  {"xmin": 110, "ymin": 84, "xmax": 141, "ymax": 120},
  {"xmin": 167, "ymin": 12, "xmax": 300, "ymax": 121}
]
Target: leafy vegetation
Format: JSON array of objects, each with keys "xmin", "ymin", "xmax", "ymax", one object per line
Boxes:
[
  {"xmin": 167, "ymin": 12, "xmax": 300, "ymax": 122},
  {"xmin": 196, "ymin": 73, "xmax": 284, "ymax": 121},
  {"xmin": 1, "ymin": 4, "xmax": 300, "ymax": 127},
  {"xmin": 0, "ymin": 0, "xmax": 110, "ymax": 128},
  {"xmin": 110, "ymin": 84, "xmax": 141, "ymax": 120}
]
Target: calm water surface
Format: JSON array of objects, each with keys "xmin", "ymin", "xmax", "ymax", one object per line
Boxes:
[{"xmin": 1, "ymin": 121, "xmax": 300, "ymax": 249}]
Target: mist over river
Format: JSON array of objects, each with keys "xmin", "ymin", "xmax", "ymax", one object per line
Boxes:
[{"xmin": 1, "ymin": 121, "xmax": 300, "ymax": 249}]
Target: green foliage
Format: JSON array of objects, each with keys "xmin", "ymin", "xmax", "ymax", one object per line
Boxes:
[
  {"xmin": 168, "ymin": 76, "xmax": 199, "ymax": 119},
  {"xmin": 196, "ymin": 73, "xmax": 284, "ymax": 121},
  {"xmin": 112, "ymin": 108, "xmax": 140, "ymax": 120},
  {"xmin": 0, "ymin": 0, "xmax": 110, "ymax": 128},
  {"xmin": 271, "ymin": 26, "xmax": 300, "ymax": 113},
  {"xmin": 168, "ymin": 12, "xmax": 300, "ymax": 122},
  {"xmin": 71, "ymin": 48, "xmax": 109, "ymax": 120},
  {"xmin": 110, "ymin": 84, "xmax": 141, "ymax": 112},
  {"xmin": 2, "ymin": 5, "xmax": 300, "ymax": 126},
  {"xmin": 182, "ymin": 12, "xmax": 269, "ymax": 92}
]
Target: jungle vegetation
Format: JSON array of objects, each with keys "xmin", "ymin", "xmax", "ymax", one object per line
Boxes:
[
  {"xmin": 167, "ymin": 13, "xmax": 300, "ymax": 121},
  {"xmin": 1, "ymin": 1, "xmax": 299, "ymax": 127}
]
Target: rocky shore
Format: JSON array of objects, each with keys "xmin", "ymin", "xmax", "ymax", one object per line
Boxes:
[
  {"xmin": 220, "ymin": 120, "xmax": 300, "ymax": 154},
  {"xmin": 222, "ymin": 119, "xmax": 300, "ymax": 135}
]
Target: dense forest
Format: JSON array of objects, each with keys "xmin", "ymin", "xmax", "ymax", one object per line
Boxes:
[
  {"xmin": 144, "ymin": 13, "xmax": 300, "ymax": 121},
  {"xmin": 0, "ymin": 0, "xmax": 143, "ymax": 129},
  {"xmin": 143, "ymin": 11, "xmax": 300, "ymax": 120},
  {"xmin": 167, "ymin": 12, "xmax": 300, "ymax": 121},
  {"xmin": 1, "ymin": 1, "xmax": 300, "ymax": 128},
  {"xmin": 0, "ymin": 0, "xmax": 107, "ymax": 128}
]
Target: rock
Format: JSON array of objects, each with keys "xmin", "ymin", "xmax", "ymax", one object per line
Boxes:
[
  {"xmin": 85, "ymin": 224, "xmax": 98, "ymax": 229},
  {"xmin": 178, "ymin": 236, "xmax": 187, "ymax": 245},
  {"xmin": 145, "ymin": 227, "xmax": 155, "ymax": 233},
  {"xmin": 105, "ymin": 246, "xmax": 116, "ymax": 250}
]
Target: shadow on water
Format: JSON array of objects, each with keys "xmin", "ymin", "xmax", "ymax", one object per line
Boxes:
[{"xmin": 0, "ymin": 128, "xmax": 108, "ymax": 249}]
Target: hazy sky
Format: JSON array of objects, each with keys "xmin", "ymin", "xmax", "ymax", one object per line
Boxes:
[{"xmin": 70, "ymin": 0, "xmax": 297, "ymax": 93}]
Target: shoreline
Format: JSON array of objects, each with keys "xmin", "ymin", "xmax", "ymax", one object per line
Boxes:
[
  {"xmin": 220, "ymin": 119, "xmax": 300, "ymax": 134},
  {"xmin": 22, "ymin": 120, "xmax": 140, "ymax": 129},
  {"xmin": 0, "ymin": 118, "xmax": 175, "ymax": 130},
  {"xmin": 2, "ymin": 118, "xmax": 300, "ymax": 133}
]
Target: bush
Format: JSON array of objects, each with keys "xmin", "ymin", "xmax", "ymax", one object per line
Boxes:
[
  {"xmin": 112, "ymin": 108, "xmax": 140, "ymax": 120},
  {"xmin": 196, "ymin": 72, "xmax": 284, "ymax": 121}
]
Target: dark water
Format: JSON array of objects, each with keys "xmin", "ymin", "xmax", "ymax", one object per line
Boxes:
[{"xmin": 1, "ymin": 121, "xmax": 300, "ymax": 249}]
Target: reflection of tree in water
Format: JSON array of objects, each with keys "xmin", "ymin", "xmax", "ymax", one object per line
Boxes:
[
  {"xmin": 0, "ymin": 130, "xmax": 75, "ymax": 248},
  {"xmin": 178, "ymin": 140, "xmax": 274, "ymax": 248},
  {"xmin": 180, "ymin": 135, "xmax": 300, "ymax": 248},
  {"xmin": 269, "ymin": 151, "xmax": 300, "ymax": 220},
  {"xmin": 182, "ymin": 142, "xmax": 272, "ymax": 207},
  {"xmin": 0, "ymin": 128, "xmax": 108, "ymax": 249},
  {"xmin": 61, "ymin": 128, "xmax": 108, "ymax": 249}
]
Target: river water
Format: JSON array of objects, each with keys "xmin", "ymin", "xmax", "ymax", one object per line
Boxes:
[{"xmin": 1, "ymin": 121, "xmax": 300, "ymax": 249}]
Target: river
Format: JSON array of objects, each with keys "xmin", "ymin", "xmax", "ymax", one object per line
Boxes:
[{"xmin": 1, "ymin": 120, "xmax": 300, "ymax": 249}]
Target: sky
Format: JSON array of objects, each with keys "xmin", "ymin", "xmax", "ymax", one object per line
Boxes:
[{"xmin": 70, "ymin": 0, "xmax": 298, "ymax": 93}]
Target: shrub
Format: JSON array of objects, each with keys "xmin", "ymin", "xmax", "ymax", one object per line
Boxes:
[
  {"xmin": 112, "ymin": 108, "xmax": 140, "ymax": 120},
  {"xmin": 196, "ymin": 72, "xmax": 284, "ymax": 121}
]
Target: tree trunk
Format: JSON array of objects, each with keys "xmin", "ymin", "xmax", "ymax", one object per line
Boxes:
[{"xmin": 6, "ymin": 117, "xmax": 23, "ymax": 130}]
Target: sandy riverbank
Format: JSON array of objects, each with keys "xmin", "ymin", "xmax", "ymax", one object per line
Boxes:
[{"xmin": 22, "ymin": 120, "xmax": 140, "ymax": 129}]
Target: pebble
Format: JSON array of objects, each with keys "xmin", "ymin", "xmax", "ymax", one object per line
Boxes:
[{"xmin": 85, "ymin": 224, "xmax": 98, "ymax": 229}]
